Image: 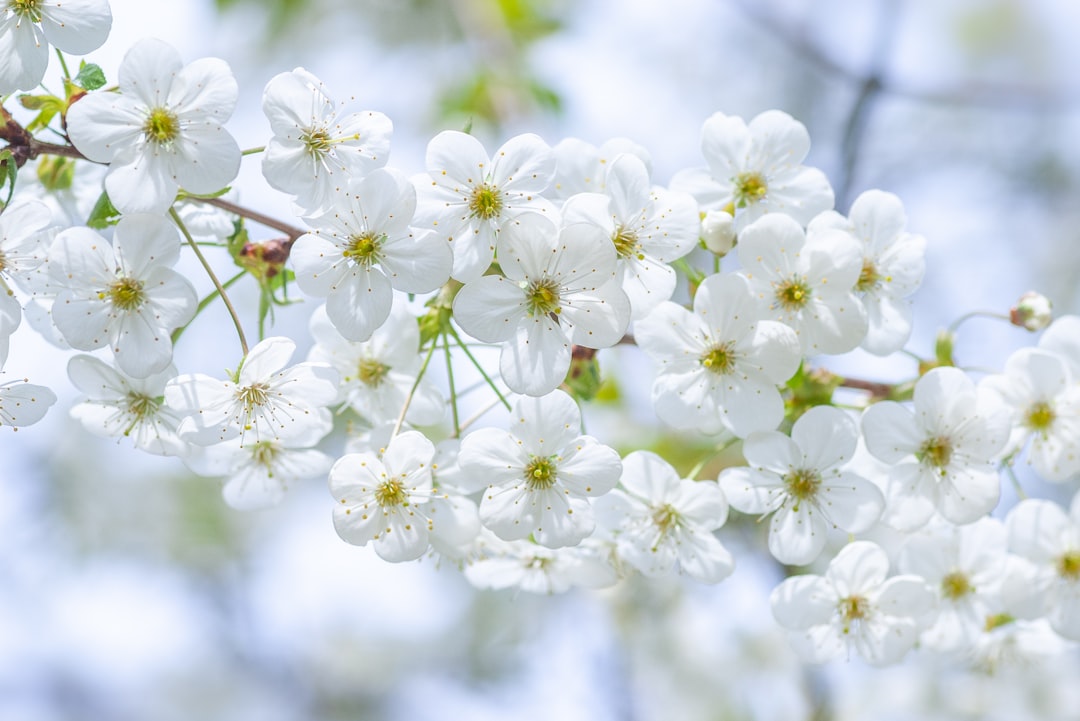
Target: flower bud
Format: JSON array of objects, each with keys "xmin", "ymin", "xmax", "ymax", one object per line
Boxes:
[
  {"xmin": 701, "ymin": 209, "xmax": 736, "ymax": 256},
  {"xmin": 1010, "ymin": 291, "xmax": 1052, "ymax": 331}
]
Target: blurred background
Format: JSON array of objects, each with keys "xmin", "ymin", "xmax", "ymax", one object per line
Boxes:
[{"xmin": 3, "ymin": 0, "xmax": 1080, "ymax": 718}]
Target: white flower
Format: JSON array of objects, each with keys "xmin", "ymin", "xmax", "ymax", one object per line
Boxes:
[
  {"xmin": 48, "ymin": 214, "xmax": 197, "ymax": 379},
  {"xmin": 770, "ymin": 541, "xmax": 934, "ymax": 665},
  {"xmin": 66, "ymin": 38, "xmax": 240, "ymax": 214},
  {"xmin": 414, "ymin": 130, "xmax": 556, "ymax": 282},
  {"xmin": 562, "ymin": 153, "xmax": 699, "ymax": 319},
  {"xmin": 464, "ymin": 534, "xmax": 618, "ymax": 594},
  {"xmin": 261, "ymin": 68, "xmax": 392, "ymax": 214},
  {"xmin": 185, "ymin": 413, "xmax": 333, "ymax": 511},
  {"xmin": 1039, "ymin": 314, "xmax": 1080, "ymax": 380},
  {"xmin": 737, "ymin": 213, "xmax": 868, "ymax": 355},
  {"xmin": 596, "ymin": 450, "xmax": 733, "ymax": 583},
  {"xmin": 0, "ymin": 0, "xmax": 111, "ymax": 94},
  {"xmin": 808, "ymin": 190, "xmax": 927, "ymax": 355},
  {"xmin": 670, "ymin": 110, "xmax": 834, "ymax": 231},
  {"xmin": 330, "ymin": 430, "xmax": 476, "ymax": 562},
  {"xmin": 452, "ymin": 213, "xmax": 630, "ymax": 396},
  {"xmin": 981, "ymin": 347, "xmax": 1080, "ymax": 482},
  {"xmin": 291, "ymin": 168, "xmax": 451, "ymax": 341},
  {"xmin": 701, "ymin": 209, "xmax": 736, "ymax": 256},
  {"xmin": 0, "ymin": 373, "xmax": 55, "ymax": 428},
  {"xmin": 550, "ymin": 136, "xmax": 651, "ymax": 200},
  {"xmin": 861, "ymin": 367, "xmax": 1011, "ymax": 531},
  {"xmin": 67, "ymin": 354, "xmax": 185, "ymax": 456},
  {"xmin": 720, "ymin": 405, "xmax": 884, "ymax": 565},
  {"xmin": 1005, "ymin": 493, "xmax": 1080, "ymax": 641},
  {"xmin": 165, "ymin": 336, "xmax": 339, "ymax": 447},
  {"xmin": 1010, "ymin": 291, "xmax": 1053, "ymax": 331},
  {"xmin": 898, "ymin": 517, "xmax": 1015, "ymax": 652},
  {"xmin": 307, "ymin": 301, "xmax": 444, "ymax": 426},
  {"xmin": 458, "ymin": 389, "xmax": 622, "ymax": 548},
  {"xmin": 634, "ymin": 272, "xmax": 801, "ymax": 437},
  {"xmin": 0, "ymin": 198, "xmax": 52, "ymax": 366}
]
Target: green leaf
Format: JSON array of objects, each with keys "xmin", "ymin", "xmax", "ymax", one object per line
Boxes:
[
  {"xmin": 18, "ymin": 94, "xmax": 66, "ymax": 132},
  {"xmin": 86, "ymin": 191, "xmax": 122, "ymax": 229},
  {"xmin": 74, "ymin": 61, "xmax": 107, "ymax": 91},
  {"xmin": 37, "ymin": 156, "xmax": 76, "ymax": 191}
]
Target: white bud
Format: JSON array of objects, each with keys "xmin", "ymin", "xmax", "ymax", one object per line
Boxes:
[
  {"xmin": 701, "ymin": 209, "xmax": 736, "ymax": 256},
  {"xmin": 1010, "ymin": 291, "xmax": 1053, "ymax": 331}
]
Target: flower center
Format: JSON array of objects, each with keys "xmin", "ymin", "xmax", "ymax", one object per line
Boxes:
[
  {"xmin": 611, "ymin": 225, "xmax": 643, "ymax": 260},
  {"xmin": 838, "ymin": 595, "xmax": 869, "ymax": 633},
  {"xmin": 941, "ymin": 571, "xmax": 974, "ymax": 600},
  {"xmin": 374, "ymin": 478, "xmax": 408, "ymax": 507},
  {"xmin": 918, "ymin": 436, "xmax": 953, "ymax": 473},
  {"xmin": 358, "ymin": 358, "xmax": 390, "ymax": 387},
  {"xmin": 143, "ymin": 107, "xmax": 180, "ymax": 145},
  {"xmin": 236, "ymin": 382, "xmax": 270, "ymax": 412},
  {"xmin": 11, "ymin": 0, "xmax": 42, "ymax": 21},
  {"xmin": 342, "ymin": 232, "xmax": 383, "ymax": 266},
  {"xmin": 651, "ymin": 504, "xmax": 680, "ymax": 533},
  {"xmin": 250, "ymin": 441, "xmax": 279, "ymax": 470},
  {"xmin": 856, "ymin": 258, "xmax": 881, "ymax": 292},
  {"xmin": 783, "ymin": 467, "xmax": 822, "ymax": 510},
  {"xmin": 469, "ymin": 183, "xmax": 503, "ymax": 220},
  {"xmin": 524, "ymin": 455, "xmax": 558, "ymax": 491},
  {"xmin": 1058, "ymin": 550, "xmax": 1080, "ymax": 581},
  {"xmin": 733, "ymin": 171, "xmax": 768, "ymax": 208},
  {"xmin": 122, "ymin": 392, "xmax": 161, "ymax": 437},
  {"xmin": 301, "ymin": 127, "xmax": 333, "ymax": 157},
  {"xmin": 524, "ymin": 278, "xmax": 561, "ymax": 317},
  {"xmin": 699, "ymin": 342, "xmax": 736, "ymax": 375},
  {"xmin": 105, "ymin": 277, "xmax": 146, "ymax": 311},
  {"xmin": 1025, "ymin": 401, "xmax": 1056, "ymax": 436},
  {"xmin": 774, "ymin": 276, "xmax": 811, "ymax": 311}
]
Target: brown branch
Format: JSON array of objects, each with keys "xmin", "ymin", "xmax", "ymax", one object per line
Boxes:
[{"xmin": 195, "ymin": 196, "xmax": 306, "ymax": 242}]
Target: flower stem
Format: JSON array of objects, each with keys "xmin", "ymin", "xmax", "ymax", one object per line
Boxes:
[
  {"xmin": 392, "ymin": 335, "xmax": 441, "ymax": 437},
  {"xmin": 241, "ymin": 146, "xmax": 266, "ymax": 156},
  {"xmin": 194, "ymin": 196, "xmax": 306, "ymax": 241},
  {"xmin": 447, "ymin": 324, "xmax": 511, "ymax": 411},
  {"xmin": 443, "ymin": 330, "xmax": 461, "ymax": 437},
  {"xmin": 171, "ymin": 269, "xmax": 246, "ymax": 345},
  {"xmin": 170, "ymin": 207, "xmax": 249, "ymax": 356}
]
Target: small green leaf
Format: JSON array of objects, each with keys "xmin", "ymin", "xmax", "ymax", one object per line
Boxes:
[
  {"xmin": 74, "ymin": 62, "xmax": 107, "ymax": 91},
  {"xmin": 87, "ymin": 191, "xmax": 122, "ymax": 228},
  {"xmin": 0, "ymin": 149, "xmax": 18, "ymax": 209}
]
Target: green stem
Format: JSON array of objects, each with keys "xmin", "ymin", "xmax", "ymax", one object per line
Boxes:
[
  {"xmin": 443, "ymin": 330, "xmax": 461, "ymax": 437},
  {"xmin": 171, "ymin": 270, "xmax": 246, "ymax": 345},
  {"xmin": 447, "ymin": 324, "xmax": 511, "ymax": 411},
  {"xmin": 241, "ymin": 146, "xmax": 266, "ymax": 156},
  {"xmin": 170, "ymin": 207, "xmax": 249, "ymax": 357},
  {"xmin": 1003, "ymin": 461, "xmax": 1028, "ymax": 500},
  {"xmin": 392, "ymin": 335, "xmax": 441, "ymax": 437},
  {"xmin": 55, "ymin": 49, "xmax": 71, "ymax": 80},
  {"xmin": 685, "ymin": 434, "xmax": 739, "ymax": 480}
]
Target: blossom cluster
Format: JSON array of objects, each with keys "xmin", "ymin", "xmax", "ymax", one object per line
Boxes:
[{"xmin": 1, "ymin": 1, "xmax": 1078, "ymax": 675}]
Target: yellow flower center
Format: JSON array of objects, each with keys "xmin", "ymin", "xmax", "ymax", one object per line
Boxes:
[
  {"xmin": 358, "ymin": 358, "xmax": 390, "ymax": 388},
  {"xmin": 856, "ymin": 259, "xmax": 881, "ymax": 292},
  {"xmin": 524, "ymin": 278, "xmax": 561, "ymax": 318},
  {"xmin": 918, "ymin": 436, "xmax": 953, "ymax": 473},
  {"xmin": 733, "ymin": 172, "xmax": 768, "ymax": 208},
  {"xmin": 236, "ymin": 382, "xmax": 270, "ymax": 412},
  {"xmin": 11, "ymin": 0, "xmax": 42, "ymax": 21},
  {"xmin": 250, "ymin": 441, "xmax": 279, "ymax": 471},
  {"xmin": 839, "ymin": 595, "xmax": 869, "ymax": 634},
  {"xmin": 469, "ymin": 183, "xmax": 503, "ymax": 220},
  {"xmin": 783, "ymin": 468, "xmax": 822, "ymax": 511},
  {"xmin": 524, "ymin": 456, "xmax": 558, "ymax": 491},
  {"xmin": 105, "ymin": 277, "xmax": 146, "ymax": 311},
  {"xmin": 700, "ymin": 342, "xmax": 736, "ymax": 375},
  {"xmin": 374, "ymin": 479, "xmax": 408, "ymax": 507},
  {"xmin": 301, "ymin": 128, "xmax": 333, "ymax": 156},
  {"xmin": 611, "ymin": 225, "xmax": 643, "ymax": 260},
  {"xmin": 143, "ymin": 107, "xmax": 180, "ymax": 145},
  {"xmin": 1025, "ymin": 401, "xmax": 1055, "ymax": 436},
  {"xmin": 775, "ymin": 276, "xmax": 811, "ymax": 311},
  {"xmin": 342, "ymin": 232, "xmax": 383, "ymax": 266},
  {"xmin": 941, "ymin": 571, "xmax": 974, "ymax": 600},
  {"xmin": 1058, "ymin": 551, "xmax": 1080, "ymax": 581}
]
